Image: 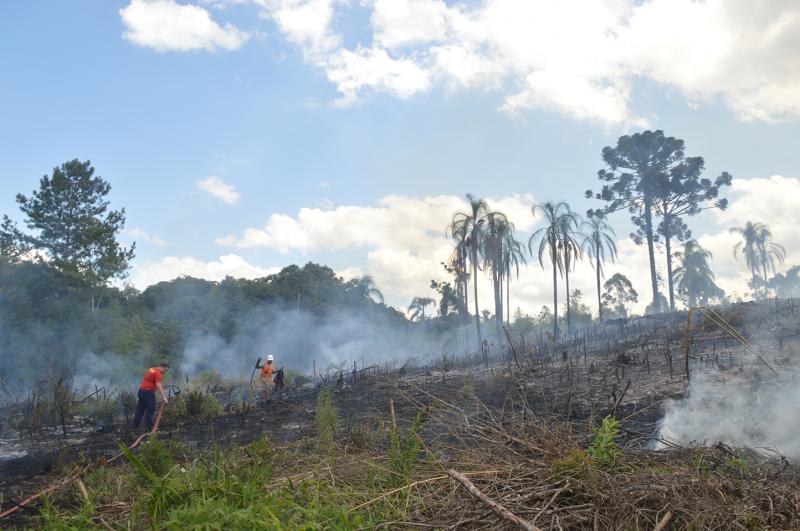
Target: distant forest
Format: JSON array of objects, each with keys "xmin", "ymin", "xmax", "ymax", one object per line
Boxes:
[{"xmin": 3, "ymin": 132, "xmax": 800, "ymax": 382}]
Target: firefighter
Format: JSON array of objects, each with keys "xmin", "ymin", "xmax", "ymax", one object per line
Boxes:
[
  {"xmin": 133, "ymin": 362, "xmax": 170, "ymax": 431},
  {"xmin": 255, "ymin": 354, "xmax": 275, "ymax": 400}
]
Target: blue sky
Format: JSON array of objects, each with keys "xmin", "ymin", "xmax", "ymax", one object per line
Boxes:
[{"xmin": 1, "ymin": 0, "xmax": 799, "ymax": 313}]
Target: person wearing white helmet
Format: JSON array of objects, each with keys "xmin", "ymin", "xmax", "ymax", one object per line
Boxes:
[{"xmin": 255, "ymin": 354, "xmax": 275, "ymax": 400}]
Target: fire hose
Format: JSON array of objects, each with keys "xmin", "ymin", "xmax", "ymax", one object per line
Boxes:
[{"xmin": 0, "ymin": 401, "xmax": 167, "ymax": 520}]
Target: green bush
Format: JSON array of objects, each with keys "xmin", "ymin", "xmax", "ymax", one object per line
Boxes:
[{"xmin": 587, "ymin": 416, "xmax": 622, "ymax": 467}]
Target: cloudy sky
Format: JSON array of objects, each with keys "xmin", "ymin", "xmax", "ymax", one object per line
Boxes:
[{"xmin": 1, "ymin": 0, "xmax": 799, "ymax": 314}]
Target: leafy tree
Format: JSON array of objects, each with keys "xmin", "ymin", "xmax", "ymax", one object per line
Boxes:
[
  {"xmin": 581, "ymin": 217, "xmax": 617, "ymax": 322},
  {"xmin": 430, "ymin": 279, "xmax": 461, "ymax": 318},
  {"xmin": 510, "ymin": 307, "xmax": 536, "ymax": 335},
  {"xmin": 0, "ymin": 216, "xmax": 28, "ymax": 262},
  {"xmin": 587, "ymin": 131, "xmax": 687, "ymax": 313},
  {"xmin": 449, "ymin": 194, "xmax": 489, "ymax": 350},
  {"xmin": 601, "ymin": 273, "xmax": 638, "ymax": 319},
  {"xmin": 529, "ymin": 202, "xmax": 572, "ymax": 342},
  {"xmin": 8, "ymin": 160, "xmax": 134, "ymax": 309},
  {"xmin": 769, "ymin": 266, "xmax": 800, "ymax": 298},
  {"xmin": 654, "ymin": 155, "xmax": 731, "ymax": 310},
  {"xmin": 562, "ymin": 289, "xmax": 592, "ymax": 328},
  {"xmin": 534, "ymin": 305, "xmax": 554, "ymax": 328},
  {"xmin": 408, "ymin": 296, "xmax": 435, "ymax": 321},
  {"xmin": 731, "ymin": 222, "xmax": 785, "ymax": 300},
  {"xmin": 673, "ymin": 240, "xmax": 724, "ymax": 307}
]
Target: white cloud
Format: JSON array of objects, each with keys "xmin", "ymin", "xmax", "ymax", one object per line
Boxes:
[
  {"xmin": 120, "ymin": 0, "xmax": 250, "ymax": 52},
  {"xmin": 132, "ymin": 253, "xmax": 278, "ymax": 288},
  {"xmin": 196, "ymin": 176, "xmax": 241, "ymax": 204},
  {"xmin": 216, "ymin": 193, "xmax": 536, "ymax": 302},
  {"xmin": 210, "ymin": 177, "xmax": 799, "ymax": 314},
  {"xmin": 248, "ymin": 0, "xmax": 800, "ymax": 124},
  {"xmin": 128, "ymin": 227, "xmax": 168, "ymax": 247}
]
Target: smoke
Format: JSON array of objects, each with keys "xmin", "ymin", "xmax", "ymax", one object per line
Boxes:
[
  {"xmin": 180, "ymin": 305, "xmax": 438, "ymax": 379},
  {"xmin": 657, "ymin": 363, "xmax": 800, "ymax": 461}
]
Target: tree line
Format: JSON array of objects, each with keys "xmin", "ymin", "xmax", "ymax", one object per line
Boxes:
[
  {"xmin": 0, "ymin": 161, "xmax": 406, "ymax": 381},
  {"xmin": 412, "ymin": 130, "xmax": 797, "ymax": 350}
]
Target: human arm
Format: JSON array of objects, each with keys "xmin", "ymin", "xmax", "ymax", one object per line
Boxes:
[{"xmin": 156, "ymin": 380, "xmax": 168, "ymax": 404}]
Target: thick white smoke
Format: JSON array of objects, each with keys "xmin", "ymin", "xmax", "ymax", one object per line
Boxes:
[{"xmin": 657, "ymin": 363, "xmax": 800, "ymax": 461}]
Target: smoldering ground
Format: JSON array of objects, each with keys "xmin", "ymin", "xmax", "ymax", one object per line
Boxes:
[{"xmin": 657, "ymin": 357, "xmax": 800, "ymax": 461}]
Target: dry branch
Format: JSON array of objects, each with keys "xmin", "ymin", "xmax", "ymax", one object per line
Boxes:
[{"xmin": 446, "ymin": 468, "xmax": 542, "ymax": 531}]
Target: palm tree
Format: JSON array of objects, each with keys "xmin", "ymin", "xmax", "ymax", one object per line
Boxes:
[
  {"xmin": 408, "ymin": 297, "xmax": 435, "ymax": 321},
  {"xmin": 447, "ymin": 219, "xmax": 470, "ymax": 325},
  {"xmin": 731, "ymin": 222, "xmax": 785, "ymax": 299},
  {"xmin": 449, "ymin": 194, "xmax": 489, "ymax": 350},
  {"xmin": 350, "ymin": 276, "xmax": 384, "ymax": 303},
  {"xmin": 673, "ymin": 240, "xmax": 723, "ymax": 306},
  {"xmin": 483, "ymin": 211, "xmax": 512, "ymax": 342},
  {"xmin": 580, "ymin": 217, "xmax": 617, "ymax": 322},
  {"xmin": 502, "ymin": 230, "xmax": 527, "ymax": 326},
  {"xmin": 556, "ymin": 208, "xmax": 582, "ymax": 336},
  {"xmin": 755, "ymin": 226, "xmax": 786, "ymax": 298},
  {"xmin": 529, "ymin": 201, "xmax": 571, "ymax": 343}
]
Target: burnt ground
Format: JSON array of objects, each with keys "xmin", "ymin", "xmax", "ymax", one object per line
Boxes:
[{"xmin": 2, "ymin": 299, "xmax": 800, "ymax": 526}]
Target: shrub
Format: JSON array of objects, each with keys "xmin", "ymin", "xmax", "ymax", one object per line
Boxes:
[{"xmin": 587, "ymin": 416, "xmax": 622, "ymax": 467}]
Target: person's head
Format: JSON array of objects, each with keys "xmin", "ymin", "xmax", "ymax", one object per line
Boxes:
[
  {"xmin": 157, "ymin": 362, "xmax": 170, "ymax": 374},
  {"xmin": 266, "ymin": 354, "xmax": 274, "ymax": 364}
]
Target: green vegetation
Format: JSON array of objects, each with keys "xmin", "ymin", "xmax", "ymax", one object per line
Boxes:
[
  {"xmin": 34, "ymin": 406, "xmax": 434, "ymax": 530},
  {"xmin": 587, "ymin": 416, "xmax": 622, "ymax": 467}
]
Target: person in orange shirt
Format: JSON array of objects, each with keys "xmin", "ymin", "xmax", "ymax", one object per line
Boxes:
[
  {"xmin": 255, "ymin": 354, "xmax": 275, "ymax": 400},
  {"xmin": 133, "ymin": 362, "xmax": 170, "ymax": 431}
]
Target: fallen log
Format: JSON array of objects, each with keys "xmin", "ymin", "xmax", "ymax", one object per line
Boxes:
[{"xmin": 446, "ymin": 468, "xmax": 542, "ymax": 531}]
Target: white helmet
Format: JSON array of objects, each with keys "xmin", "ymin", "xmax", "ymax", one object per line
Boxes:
[{"xmin": 266, "ymin": 354, "xmax": 274, "ymax": 362}]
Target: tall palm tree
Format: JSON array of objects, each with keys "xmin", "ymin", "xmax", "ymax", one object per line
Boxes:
[
  {"xmin": 350, "ymin": 275, "xmax": 384, "ymax": 303},
  {"xmin": 580, "ymin": 217, "xmax": 617, "ymax": 322},
  {"xmin": 556, "ymin": 208, "xmax": 582, "ymax": 336},
  {"xmin": 483, "ymin": 211, "xmax": 512, "ymax": 342},
  {"xmin": 673, "ymin": 240, "xmax": 723, "ymax": 306},
  {"xmin": 408, "ymin": 296, "xmax": 435, "ymax": 321},
  {"xmin": 529, "ymin": 201, "xmax": 570, "ymax": 343},
  {"xmin": 502, "ymin": 230, "xmax": 527, "ymax": 326},
  {"xmin": 731, "ymin": 222, "xmax": 785, "ymax": 299},
  {"xmin": 446, "ymin": 221, "xmax": 470, "ymax": 325},
  {"xmin": 755, "ymin": 225, "xmax": 786, "ymax": 298},
  {"xmin": 449, "ymin": 194, "xmax": 489, "ymax": 350}
]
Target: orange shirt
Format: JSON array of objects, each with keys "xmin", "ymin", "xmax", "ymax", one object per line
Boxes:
[
  {"xmin": 260, "ymin": 363, "xmax": 274, "ymax": 380},
  {"xmin": 139, "ymin": 368, "xmax": 163, "ymax": 391}
]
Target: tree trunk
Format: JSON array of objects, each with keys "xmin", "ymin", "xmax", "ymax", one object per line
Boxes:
[
  {"xmin": 565, "ymin": 253, "xmax": 571, "ymax": 336},
  {"xmin": 643, "ymin": 200, "xmax": 660, "ymax": 312},
  {"xmin": 596, "ymin": 252, "xmax": 602, "ymax": 322},
  {"xmin": 762, "ymin": 259, "xmax": 769, "ymax": 300},
  {"xmin": 472, "ymin": 252, "xmax": 482, "ymax": 351},
  {"xmin": 506, "ymin": 272, "xmax": 511, "ymax": 326},
  {"xmin": 665, "ymin": 233, "xmax": 675, "ymax": 311},
  {"xmin": 551, "ymin": 242, "xmax": 559, "ymax": 344},
  {"xmin": 493, "ymin": 268, "xmax": 502, "ymax": 343}
]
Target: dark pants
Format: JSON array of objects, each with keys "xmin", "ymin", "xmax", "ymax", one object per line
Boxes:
[{"xmin": 133, "ymin": 389, "xmax": 156, "ymax": 431}]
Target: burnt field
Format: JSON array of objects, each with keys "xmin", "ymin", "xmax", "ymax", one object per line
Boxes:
[{"xmin": 2, "ymin": 300, "xmax": 800, "ymax": 529}]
